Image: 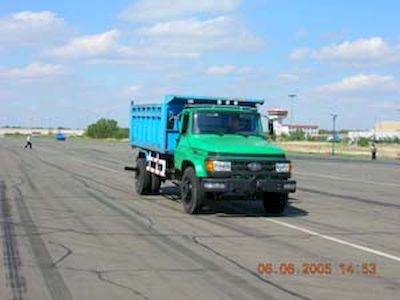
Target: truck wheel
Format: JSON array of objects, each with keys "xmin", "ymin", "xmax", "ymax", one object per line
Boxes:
[
  {"xmin": 150, "ymin": 174, "xmax": 161, "ymax": 194},
  {"xmin": 262, "ymin": 193, "xmax": 288, "ymax": 215},
  {"xmin": 181, "ymin": 167, "xmax": 204, "ymax": 214},
  {"xmin": 135, "ymin": 158, "xmax": 151, "ymax": 195}
]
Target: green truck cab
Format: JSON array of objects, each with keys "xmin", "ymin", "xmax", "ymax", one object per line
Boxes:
[{"xmin": 128, "ymin": 95, "xmax": 296, "ymax": 214}]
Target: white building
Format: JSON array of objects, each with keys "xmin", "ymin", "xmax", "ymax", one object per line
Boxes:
[
  {"xmin": 0, "ymin": 127, "xmax": 85, "ymax": 137},
  {"xmin": 266, "ymin": 109, "xmax": 288, "ymax": 135},
  {"xmin": 348, "ymin": 121, "xmax": 400, "ymax": 142},
  {"xmin": 266, "ymin": 109, "xmax": 319, "ymax": 137},
  {"xmin": 282, "ymin": 124, "xmax": 319, "ymax": 137}
]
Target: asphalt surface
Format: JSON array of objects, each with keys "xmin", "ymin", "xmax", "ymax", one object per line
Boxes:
[{"xmin": 0, "ymin": 137, "xmax": 399, "ymax": 300}]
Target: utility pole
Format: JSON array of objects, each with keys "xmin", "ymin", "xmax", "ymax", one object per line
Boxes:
[
  {"xmin": 331, "ymin": 113, "xmax": 338, "ymax": 156},
  {"xmin": 288, "ymin": 94, "xmax": 296, "ymax": 126}
]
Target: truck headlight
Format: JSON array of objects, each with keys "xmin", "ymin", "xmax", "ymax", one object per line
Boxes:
[
  {"xmin": 206, "ymin": 160, "xmax": 231, "ymax": 172},
  {"xmin": 275, "ymin": 162, "xmax": 291, "ymax": 173}
]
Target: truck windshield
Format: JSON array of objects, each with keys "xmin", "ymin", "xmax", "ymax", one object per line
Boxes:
[{"xmin": 193, "ymin": 112, "xmax": 261, "ymax": 136}]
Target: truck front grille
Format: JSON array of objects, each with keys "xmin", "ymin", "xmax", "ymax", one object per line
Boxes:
[{"xmin": 231, "ymin": 161, "xmax": 276, "ymax": 172}]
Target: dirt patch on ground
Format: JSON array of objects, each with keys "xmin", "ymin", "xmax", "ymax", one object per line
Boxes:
[{"xmin": 276, "ymin": 141, "xmax": 400, "ymax": 159}]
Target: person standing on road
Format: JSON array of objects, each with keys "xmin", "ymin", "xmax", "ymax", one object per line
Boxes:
[
  {"xmin": 24, "ymin": 135, "xmax": 32, "ymax": 149},
  {"xmin": 371, "ymin": 143, "xmax": 377, "ymax": 160}
]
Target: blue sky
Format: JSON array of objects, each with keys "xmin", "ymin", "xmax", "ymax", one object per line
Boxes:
[{"xmin": 1, "ymin": 0, "xmax": 399, "ymax": 129}]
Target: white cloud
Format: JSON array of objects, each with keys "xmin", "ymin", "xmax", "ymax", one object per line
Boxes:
[
  {"xmin": 289, "ymin": 37, "xmax": 400, "ymax": 64},
  {"xmin": 125, "ymin": 85, "xmax": 142, "ymax": 97},
  {"xmin": 46, "ymin": 29, "xmax": 190, "ymax": 61},
  {"xmin": 0, "ymin": 63, "xmax": 66, "ymax": 79},
  {"xmin": 44, "ymin": 0, "xmax": 261, "ymax": 65},
  {"xmin": 0, "ymin": 11, "xmax": 69, "ymax": 47},
  {"xmin": 369, "ymin": 102, "xmax": 400, "ymax": 110},
  {"xmin": 47, "ymin": 16, "xmax": 263, "ymax": 62},
  {"xmin": 288, "ymin": 48, "xmax": 311, "ymax": 60},
  {"xmin": 47, "ymin": 30, "xmax": 127, "ymax": 59},
  {"xmin": 120, "ymin": 0, "xmax": 241, "ymax": 22},
  {"xmin": 137, "ymin": 16, "xmax": 229, "ymax": 37},
  {"xmin": 136, "ymin": 16, "xmax": 262, "ymax": 57},
  {"xmin": 318, "ymin": 74, "xmax": 399, "ymax": 95},
  {"xmin": 319, "ymin": 30, "xmax": 346, "ymax": 41},
  {"xmin": 204, "ymin": 65, "xmax": 253, "ymax": 75},
  {"xmin": 316, "ymin": 37, "xmax": 391, "ymax": 60},
  {"xmin": 205, "ymin": 65, "xmax": 237, "ymax": 75},
  {"xmin": 278, "ymin": 73, "xmax": 300, "ymax": 82}
]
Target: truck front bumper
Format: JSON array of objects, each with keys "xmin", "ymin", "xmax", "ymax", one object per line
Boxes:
[{"xmin": 201, "ymin": 178, "xmax": 296, "ymax": 194}]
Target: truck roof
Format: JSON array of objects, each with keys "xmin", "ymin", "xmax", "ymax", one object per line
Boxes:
[
  {"xmin": 183, "ymin": 105, "xmax": 259, "ymax": 113},
  {"xmin": 165, "ymin": 95, "xmax": 264, "ymax": 107}
]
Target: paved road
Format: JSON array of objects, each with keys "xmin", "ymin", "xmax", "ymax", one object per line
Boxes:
[{"xmin": 0, "ymin": 137, "xmax": 399, "ymax": 300}]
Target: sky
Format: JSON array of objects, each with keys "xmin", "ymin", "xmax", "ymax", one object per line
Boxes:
[{"xmin": 0, "ymin": 0, "xmax": 399, "ymax": 129}]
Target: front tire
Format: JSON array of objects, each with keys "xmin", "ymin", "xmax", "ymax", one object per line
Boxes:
[
  {"xmin": 181, "ymin": 167, "xmax": 204, "ymax": 214},
  {"xmin": 135, "ymin": 158, "xmax": 151, "ymax": 195},
  {"xmin": 150, "ymin": 174, "xmax": 161, "ymax": 194},
  {"xmin": 262, "ymin": 193, "xmax": 288, "ymax": 215}
]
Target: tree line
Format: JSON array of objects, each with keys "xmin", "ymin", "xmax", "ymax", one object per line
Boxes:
[{"xmin": 85, "ymin": 118, "xmax": 128, "ymax": 139}]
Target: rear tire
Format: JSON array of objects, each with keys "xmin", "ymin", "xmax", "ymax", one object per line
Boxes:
[
  {"xmin": 135, "ymin": 158, "xmax": 151, "ymax": 195},
  {"xmin": 181, "ymin": 167, "xmax": 204, "ymax": 214},
  {"xmin": 150, "ymin": 174, "xmax": 161, "ymax": 194},
  {"xmin": 262, "ymin": 193, "xmax": 288, "ymax": 215}
]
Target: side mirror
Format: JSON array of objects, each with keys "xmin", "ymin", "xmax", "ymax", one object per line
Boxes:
[{"xmin": 268, "ymin": 119, "xmax": 274, "ymax": 136}]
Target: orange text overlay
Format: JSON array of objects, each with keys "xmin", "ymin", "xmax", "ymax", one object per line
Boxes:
[{"xmin": 257, "ymin": 262, "xmax": 377, "ymax": 276}]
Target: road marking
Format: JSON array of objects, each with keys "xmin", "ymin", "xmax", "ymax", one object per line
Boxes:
[
  {"xmin": 296, "ymin": 171, "xmax": 400, "ymax": 188},
  {"xmin": 267, "ymin": 218, "xmax": 400, "ymax": 263}
]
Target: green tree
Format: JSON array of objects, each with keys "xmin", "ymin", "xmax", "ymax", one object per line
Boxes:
[
  {"xmin": 319, "ymin": 129, "xmax": 331, "ymax": 135},
  {"xmin": 289, "ymin": 129, "xmax": 305, "ymax": 141},
  {"xmin": 357, "ymin": 137, "xmax": 369, "ymax": 147},
  {"xmin": 86, "ymin": 118, "xmax": 119, "ymax": 138},
  {"xmin": 114, "ymin": 128, "xmax": 129, "ymax": 139},
  {"xmin": 279, "ymin": 133, "xmax": 289, "ymax": 141},
  {"xmin": 85, "ymin": 118, "xmax": 129, "ymax": 139}
]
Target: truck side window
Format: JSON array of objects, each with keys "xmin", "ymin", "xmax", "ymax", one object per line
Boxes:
[
  {"xmin": 181, "ymin": 114, "xmax": 189, "ymax": 134},
  {"xmin": 167, "ymin": 112, "xmax": 175, "ymax": 130}
]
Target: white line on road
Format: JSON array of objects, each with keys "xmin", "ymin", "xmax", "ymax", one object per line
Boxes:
[
  {"xmin": 267, "ymin": 218, "xmax": 400, "ymax": 263},
  {"xmin": 295, "ymin": 171, "xmax": 400, "ymax": 188}
]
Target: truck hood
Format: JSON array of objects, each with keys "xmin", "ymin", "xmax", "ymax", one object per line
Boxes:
[{"xmin": 190, "ymin": 134, "xmax": 285, "ymax": 156}]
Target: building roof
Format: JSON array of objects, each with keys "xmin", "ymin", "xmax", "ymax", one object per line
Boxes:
[
  {"xmin": 267, "ymin": 109, "xmax": 288, "ymax": 116},
  {"xmin": 284, "ymin": 124, "xmax": 319, "ymax": 129}
]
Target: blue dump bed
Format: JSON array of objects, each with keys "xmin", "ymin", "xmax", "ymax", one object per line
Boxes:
[{"xmin": 129, "ymin": 95, "xmax": 264, "ymax": 154}]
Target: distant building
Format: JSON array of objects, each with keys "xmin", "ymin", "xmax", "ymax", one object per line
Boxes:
[
  {"xmin": 0, "ymin": 127, "xmax": 84, "ymax": 137},
  {"xmin": 375, "ymin": 121, "xmax": 400, "ymax": 132},
  {"xmin": 348, "ymin": 121, "xmax": 400, "ymax": 141},
  {"xmin": 267, "ymin": 109, "xmax": 288, "ymax": 135},
  {"xmin": 266, "ymin": 109, "xmax": 319, "ymax": 137},
  {"xmin": 282, "ymin": 124, "xmax": 319, "ymax": 137}
]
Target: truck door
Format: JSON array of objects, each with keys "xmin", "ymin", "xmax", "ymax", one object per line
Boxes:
[{"xmin": 174, "ymin": 112, "xmax": 191, "ymax": 174}]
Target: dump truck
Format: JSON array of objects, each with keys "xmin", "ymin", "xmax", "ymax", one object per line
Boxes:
[{"xmin": 126, "ymin": 95, "xmax": 296, "ymax": 214}]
